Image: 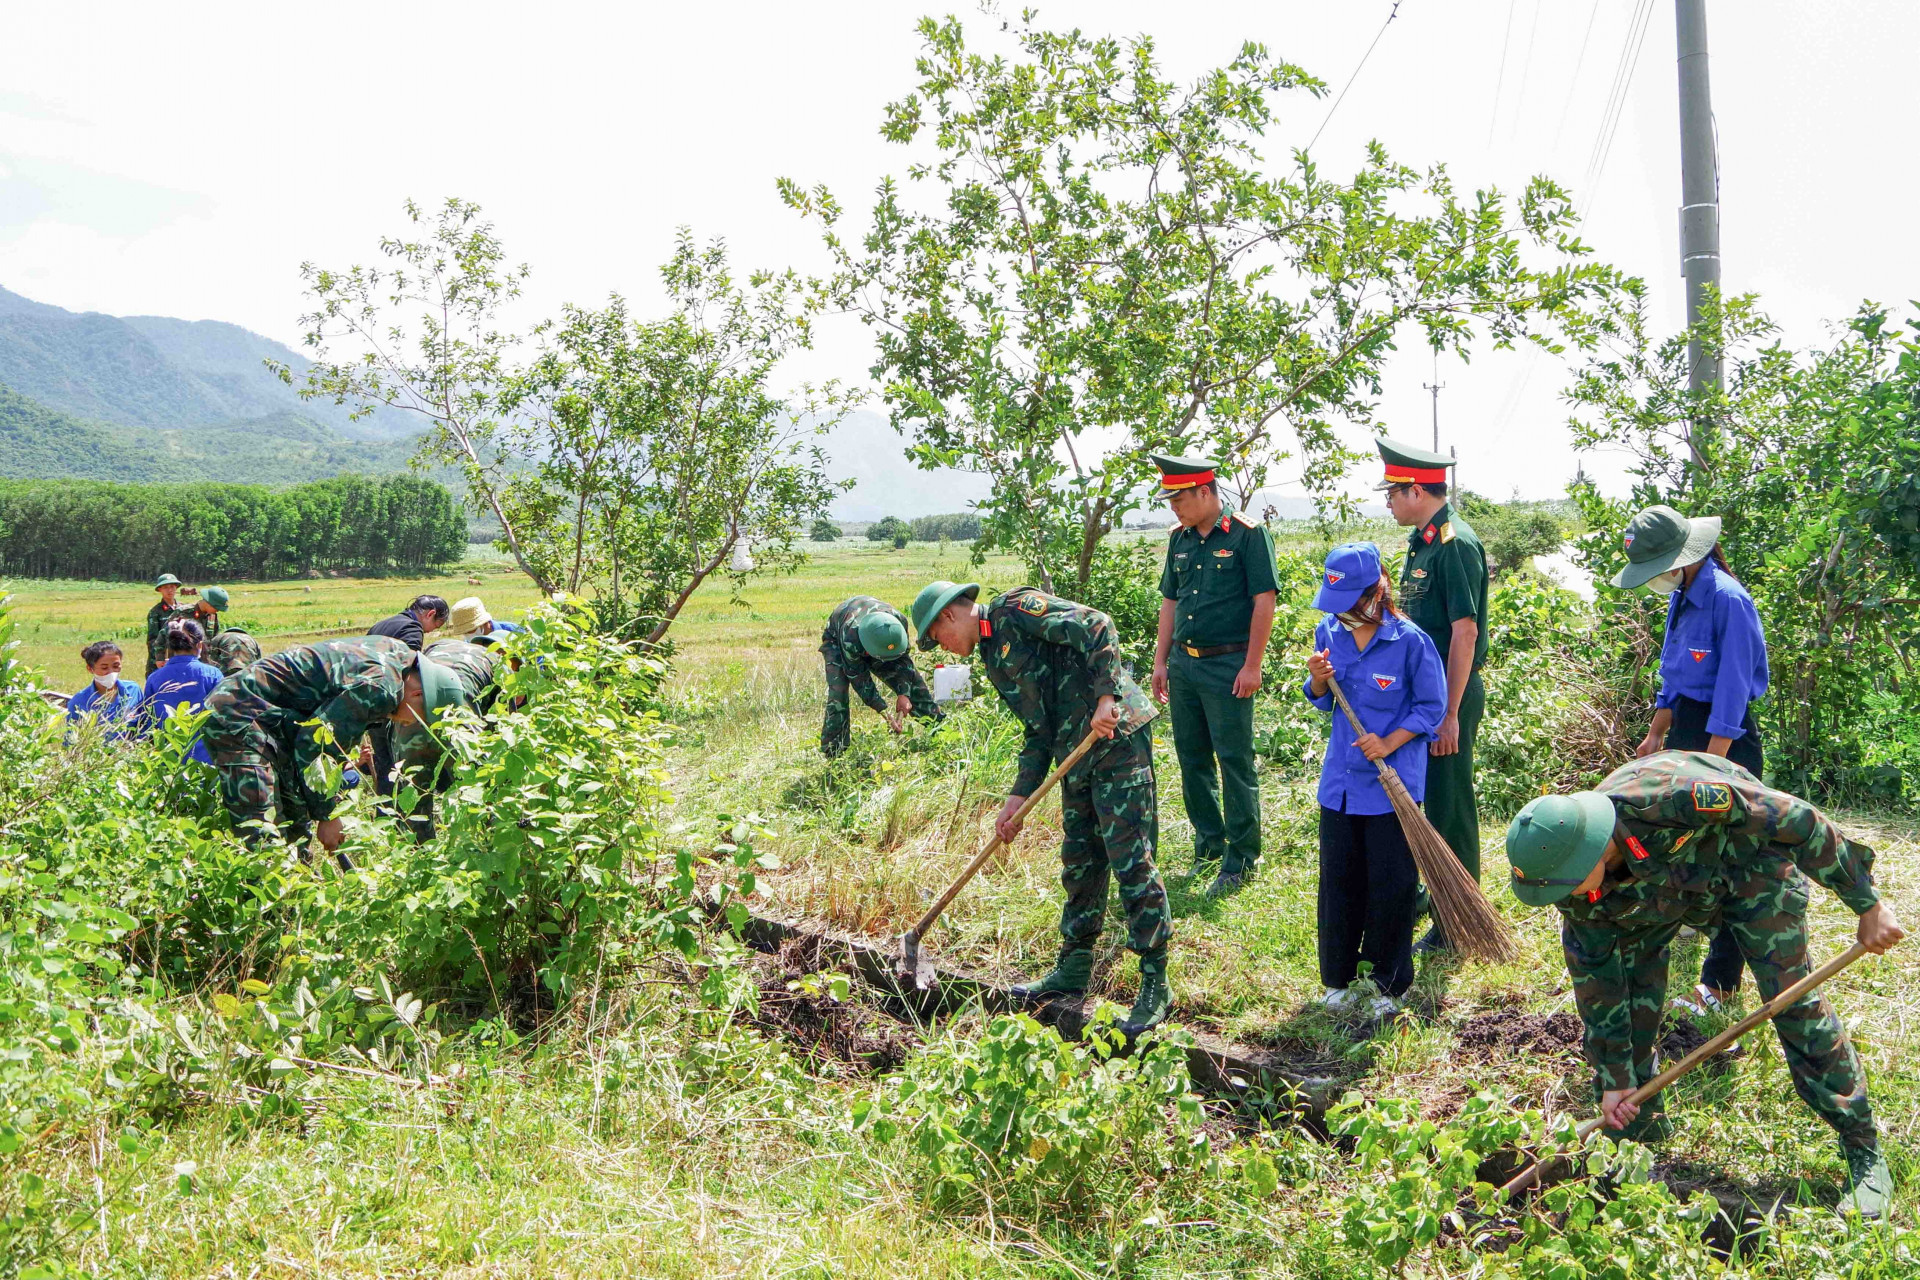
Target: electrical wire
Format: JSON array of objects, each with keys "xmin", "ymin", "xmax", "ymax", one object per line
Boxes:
[
  {"xmin": 1487, "ymin": 0, "xmax": 1518, "ymax": 145},
  {"xmin": 1580, "ymin": 0, "xmax": 1656, "ymax": 218},
  {"xmin": 1508, "ymin": 0, "xmax": 1542, "ymax": 143},
  {"xmin": 1552, "ymin": 0, "xmax": 1604, "ymax": 153},
  {"xmin": 1307, "ymin": 1, "xmax": 1404, "ymax": 153}
]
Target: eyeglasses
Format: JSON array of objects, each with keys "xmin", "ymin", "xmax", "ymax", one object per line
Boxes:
[{"xmin": 1385, "ymin": 484, "xmax": 1415, "ymax": 499}]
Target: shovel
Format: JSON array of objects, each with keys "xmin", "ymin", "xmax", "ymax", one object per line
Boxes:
[
  {"xmin": 896, "ymin": 712, "xmax": 1140, "ymax": 992},
  {"xmin": 1498, "ymin": 941, "xmax": 1872, "ymax": 1201}
]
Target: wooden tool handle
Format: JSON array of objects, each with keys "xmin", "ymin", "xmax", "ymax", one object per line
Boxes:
[
  {"xmin": 904, "ymin": 725, "xmax": 1105, "ymax": 944},
  {"xmin": 1501, "ymin": 941, "xmax": 1872, "ymax": 1199},
  {"xmin": 1323, "ymin": 673, "xmax": 1398, "ymax": 783}
]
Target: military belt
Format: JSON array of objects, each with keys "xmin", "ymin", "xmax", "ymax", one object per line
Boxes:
[{"xmin": 1181, "ymin": 641, "xmax": 1247, "ymax": 659}]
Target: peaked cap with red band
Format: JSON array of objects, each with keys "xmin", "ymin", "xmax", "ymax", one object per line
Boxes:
[
  {"xmin": 1150, "ymin": 451, "xmax": 1225, "ymax": 492},
  {"xmin": 1374, "ymin": 435, "xmax": 1457, "ymax": 490}
]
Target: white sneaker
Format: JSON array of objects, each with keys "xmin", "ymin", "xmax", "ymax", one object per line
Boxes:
[
  {"xmin": 1668, "ymin": 983, "xmax": 1726, "ymax": 1017},
  {"xmin": 1366, "ymin": 995, "xmax": 1403, "ymax": 1021},
  {"xmin": 1321, "ymin": 986, "xmax": 1358, "ymax": 1011}
]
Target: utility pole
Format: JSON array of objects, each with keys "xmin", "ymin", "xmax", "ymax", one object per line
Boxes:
[
  {"xmin": 1676, "ymin": 0, "xmax": 1720, "ymax": 469},
  {"xmin": 1422, "ymin": 374, "xmax": 1445, "ymax": 453}
]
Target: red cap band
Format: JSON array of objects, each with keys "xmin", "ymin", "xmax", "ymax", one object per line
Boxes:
[
  {"xmin": 1161, "ymin": 469, "xmax": 1215, "ymax": 490},
  {"xmin": 1383, "ymin": 464, "xmax": 1449, "ymax": 485}
]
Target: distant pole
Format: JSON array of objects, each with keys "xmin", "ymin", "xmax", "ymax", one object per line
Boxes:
[
  {"xmin": 1676, "ymin": 0, "xmax": 1720, "ymax": 469},
  {"xmin": 1423, "ymin": 374, "xmax": 1445, "ymax": 453}
]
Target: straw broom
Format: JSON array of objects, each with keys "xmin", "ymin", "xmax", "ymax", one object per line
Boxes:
[{"xmin": 1324, "ymin": 674, "xmax": 1517, "ymax": 965}]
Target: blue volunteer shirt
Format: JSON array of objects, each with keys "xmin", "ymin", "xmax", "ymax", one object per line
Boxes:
[
  {"xmin": 1302, "ymin": 612, "xmax": 1448, "ymax": 814},
  {"xmin": 67, "ymin": 678, "xmax": 145, "ymax": 740},
  {"xmin": 141, "ymin": 654, "xmax": 225, "ymax": 764},
  {"xmin": 1654, "ymin": 558, "xmax": 1769, "ymax": 740}
]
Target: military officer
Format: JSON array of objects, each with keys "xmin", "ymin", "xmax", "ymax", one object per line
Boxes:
[
  {"xmin": 145, "ymin": 574, "xmax": 195, "ymax": 676},
  {"xmin": 1506, "ymin": 751, "xmax": 1903, "ymax": 1218},
  {"xmin": 206, "ymin": 624, "xmax": 263, "ymax": 677},
  {"xmin": 818, "ymin": 595, "xmax": 941, "ymax": 758},
  {"xmin": 1149, "ymin": 454, "xmax": 1279, "ymax": 896},
  {"xmin": 1378, "ymin": 436, "xmax": 1488, "ymax": 953},
  {"xmin": 202, "ymin": 636, "xmax": 468, "ymax": 862},
  {"xmin": 913, "ymin": 579, "xmax": 1173, "ymax": 1035},
  {"xmin": 390, "ymin": 637, "xmax": 504, "ymax": 841}
]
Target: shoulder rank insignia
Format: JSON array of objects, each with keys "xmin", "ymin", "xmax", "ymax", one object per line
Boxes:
[
  {"xmin": 1017, "ymin": 594, "xmax": 1047, "ymax": 616},
  {"xmin": 1439, "ymin": 522, "xmax": 1456, "ymax": 544},
  {"xmin": 1625, "ymin": 834, "xmax": 1650, "ymax": 861},
  {"xmin": 1691, "ymin": 781, "xmax": 1733, "ymax": 815}
]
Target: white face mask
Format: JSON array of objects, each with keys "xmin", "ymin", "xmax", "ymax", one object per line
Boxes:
[
  {"xmin": 1643, "ymin": 568, "xmax": 1685, "ymax": 595},
  {"xmin": 92, "ymin": 671, "xmax": 118, "ymax": 690}
]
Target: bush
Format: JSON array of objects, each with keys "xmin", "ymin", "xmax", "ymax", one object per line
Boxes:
[
  {"xmin": 810, "ymin": 518, "xmax": 841, "ymax": 542},
  {"xmin": 891, "ymin": 531, "xmax": 909, "ymax": 550},
  {"xmin": 1455, "ymin": 491, "xmax": 1571, "ymax": 579},
  {"xmin": 908, "ymin": 512, "xmax": 982, "ymax": 542},
  {"xmin": 867, "ymin": 516, "xmax": 909, "ymax": 543}
]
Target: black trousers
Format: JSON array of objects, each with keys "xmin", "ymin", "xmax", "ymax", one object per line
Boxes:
[
  {"xmin": 1668, "ymin": 695, "xmax": 1763, "ymax": 993},
  {"xmin": 1317, "ymin": 807, "xmax": 1418, "ymax": 998}
]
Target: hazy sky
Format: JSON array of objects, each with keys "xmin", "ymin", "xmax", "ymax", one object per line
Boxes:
[{"xmin": 2, "ymin": 1, "xmax": 1913, "ymax": 501}]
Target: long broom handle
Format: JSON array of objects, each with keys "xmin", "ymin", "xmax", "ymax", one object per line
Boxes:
[
  {"xmin": 1500, "ymin": 941, "xmax": 1872, "ymax": 1200},
  {"xmin": 1322, "ymin": 672, "xmax": 1404, "ymax": 784},
  {"xmin": 902, "ymin": 725, "xmax": 1105, "ymax": 946}
]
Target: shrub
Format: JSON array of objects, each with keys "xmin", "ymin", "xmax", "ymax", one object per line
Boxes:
[
  {"xmin": 908, "ymin": 512, "xmax": 982, "ymax": 542},
  {"xmin": 867, "ymin": 516, "xmax": 910, "ymax": 543},
  {"xmin": 810, "ymin": 518, "xmax": 842, "ymax": 542}
]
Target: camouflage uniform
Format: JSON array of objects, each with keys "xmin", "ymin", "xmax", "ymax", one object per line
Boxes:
[
  {"xmin": 979, "ymin": 588, "xmax": 1170, "ymax": 957},
  {"xmin": 146, "ymin": 599, "xmax": 195, "ymax": 675},
  {"xmin": 390, "ymin": 639, "xmax": 502, "ymax": 841},
  {"xmin": 819, "ymin": 596, "xmax": 940, "ymax": 758},
  {"xmin": 1557, "ymin": 751, "xmax": 1880, "ymax": 1150},
  {"xmin": 201, "ymin": 636, "xmax": 414, "ymax": 843},
  {"xmin": 205, "ymin": 626, "xmax": 263, "ymax": 677}
]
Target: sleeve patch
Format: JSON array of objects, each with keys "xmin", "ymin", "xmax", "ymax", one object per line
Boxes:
[
  {"xmin": 1017, "ymin": 594, "xmax": 1047, "ymax": 616},
  {"xmin": 1439, "ymin": 522, "xmax": 1456, "ymax": 544},
  {"xmin": 1691, "ymin": 781, "xmax": 1733, "ymax": 815}
]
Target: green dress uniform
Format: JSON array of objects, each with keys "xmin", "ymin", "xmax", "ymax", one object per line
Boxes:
[
  {"xmin": 1379, "ymin": 437, "xmax": 1488, "ymax": 886},
  {"xmin": 1506, "ymin": 752, "xmax": 1892, "ymax": 1216},
  {"xmin": 1154, "ymin": 455, "xmax": 1279, "ymax": 878},
  {"xmin": 818, "ymin": 596, "xmax": 941, "ymax": 758}
]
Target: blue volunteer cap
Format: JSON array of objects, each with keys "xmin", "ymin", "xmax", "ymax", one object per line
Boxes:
[{"xmin": 1313, "ymin": 541, "xmax": 1382, "ymax": 613}]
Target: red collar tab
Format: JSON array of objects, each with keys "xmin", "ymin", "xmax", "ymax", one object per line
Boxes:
[
  {"xmin": 978, "ymin": 616, "xmax": 992, "ymax": 639},
  {"xmin": 1584, "ymin": 889, "xmax": 1602, "ymax": 904},
  {"xmin": 1625, "ymin": 834, "xmax": 1650, "ymax": 861},
  {"xmin": 1421, "ymin": 524, "xmax": 1437, "ymax": 544},
  {"xmin": 1219, "ymin": 514, "xmax": 1233, "ymax": 533}
]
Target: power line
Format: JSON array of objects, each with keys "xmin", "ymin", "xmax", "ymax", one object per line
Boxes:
[
  {"xmin": 1508, "ymin": 0, "xmax": 1542, "ymax": 143},
  {"xmin": 1486, "ymin": 0, "xmax": 1518, "ymax": 146},
  {"xmin": 1307, "ymin": 2, "xmax": 1404, "ymax": 154},
  {"xmin": 1581, "ymin": 0, "xmax": 1657, "ymax": 218},
  {"xmin": 1552, "ymin": 0, "xmax": 1604, "ymax": 153}
]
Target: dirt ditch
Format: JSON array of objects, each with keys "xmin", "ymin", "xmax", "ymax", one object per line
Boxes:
[{"xmin": 746, "ymin": 936, "xmax": 921, "ymax": 1074}]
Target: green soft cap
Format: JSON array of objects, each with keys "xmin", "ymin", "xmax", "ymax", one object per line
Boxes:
[
  {"xmin": 201, "ymin": 586, "xmax": 230, "ymax": 612},
  {"xmin": 1506, "ymin": 792, "xmax": 1618, "ymax": 907},
  {"xmin": 857, "ymin": 610, "xmax": 910, "ymax": 660},
  {"xmin": 911, "ymin": 580, "xmax": 980, "ymax": 650},
  {"xmin": 1609, "ymin": 504, "xmax": 1723, "ymax": 589},
  {"xmin": 413, "ymin": 655, "xmax": 469, "ymax": 724},
  {"xmin": 154, "ymin": 573, "xmax": 182, "ymax": 590}
]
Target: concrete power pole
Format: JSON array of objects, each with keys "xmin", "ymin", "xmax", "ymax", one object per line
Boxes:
[
  {"xmin": 1676, "ymin": 0, "xmax": 1720, "ymax": 468},
  {"xmin": 1423, "ymin": 375, "xmax": 1445, "ymax": 453}
]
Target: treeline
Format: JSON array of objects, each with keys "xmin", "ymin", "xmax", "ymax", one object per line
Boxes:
[
  {"xmin": 0, "ymin": 474, "xmax": 465, "ymax": 581},
  {"xmin": 866, "ymin": 513, "xmax": 983, "ymax": 543}
]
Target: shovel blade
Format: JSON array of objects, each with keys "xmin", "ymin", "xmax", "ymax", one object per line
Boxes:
[{"xmin": 895, "ymin": 934, "xmax": 940, "ymax": 992}]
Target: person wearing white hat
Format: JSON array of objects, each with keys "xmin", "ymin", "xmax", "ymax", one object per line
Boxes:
[{"xmin": 447, "ymin": 596, "xmax": 524, "ymax": 646}]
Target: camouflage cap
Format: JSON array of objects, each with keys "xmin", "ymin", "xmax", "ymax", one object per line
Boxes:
[
  {"xmin": 1609, "ymin": 504, "xmax": 1722, "ymax": 589},
  {"xmin": 911, "ymin": 580, "xmax": 979, "ymax": 651},
  {"xmin": 857, "ymin": 610, "xmax": 910, "ymax": 660},
  {"xmin": 1506, "ymin": 792, "xmax": 1617, "ymax": 906}
]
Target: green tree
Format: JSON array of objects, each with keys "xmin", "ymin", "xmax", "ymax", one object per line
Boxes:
[
  {"xmin": 783, "ymin": 15, "xmax": 1619, "ymax": 591},
  {"xmin": 811, "ymin": 518, "xmax": 842, "ymax": 542},
  {"xmin": 1454, "ymin": 492, "xmax": 1569, "ymax": 580},
  {"xmin": 1568, "ymin": 290, "xmax": 1920, "ymax": 800},
  {"xmin": 867, "ymin": 516, "xmax": 909, "ymax": 544},
  {"xmin": 501, "ymin": 234, "xmax": 854, "ymax": 642}
]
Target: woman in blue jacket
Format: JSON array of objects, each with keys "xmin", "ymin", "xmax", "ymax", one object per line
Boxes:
[
  {"xmin": 67, "ymin": 640, "xmax": 145, "ymax": 739},
  {"xmin": 1303, "ymin": 542, "xmax": 1448, "ymax": 1018},
  {"xmin": 1610, "ymin": 503, "xmax": 1770, "ymax": 1013},
  {"xmin": 141, "ymin": 618, "xmax": 225, "ymax": 765}
]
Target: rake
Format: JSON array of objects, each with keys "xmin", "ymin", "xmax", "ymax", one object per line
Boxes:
[{"xmin": 1325, "ymin": 674, "xmax": 1516, "ymax": 965}]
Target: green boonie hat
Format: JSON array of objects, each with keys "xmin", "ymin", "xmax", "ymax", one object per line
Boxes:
[
  {"xmin": 201, "ymin": 586, "xmax": 230, "ymax": 611},
  {"xmin": 1609, "ymin": 504, "xmax": 1723, "ymax": 589},
  {"xmin": 1150, "ymin": 452, "xmax": 1227, "ymax": 491},
  {"xmin": 413, "ymin": 654, "xmax": 469, "ymax": 724},
  {"xmin": 1506, "ymin": 792, "xmax": 1618, "ymax": 907},
  {"xmin": 1374, "ymin": 435, "xmax": 1457, "ymax": 490},
  {"xmin": 911, "ymin": 580, "xmax": 980, "ymax": 650},
  {"xmin": 154, "ymin": 573, "xmax": 182, "ymax": 590},
  {"xmin": 857, "ymin": 611, "xmax": 909, "ymax": 660}
]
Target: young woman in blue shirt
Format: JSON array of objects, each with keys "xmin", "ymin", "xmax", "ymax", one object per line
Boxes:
[
  {"xmin": 141, "ymin": 619, "xmax": 226, "ymax": 765},
  {"xmin": 1303, "ymin": 542, "xmax": 1448, "ymax": 1017},
  {"xmin": 67, "ymin": 640, "xmax": 145, "ymax": 739},
  {"xmin": 1610, "ymin": 503, "xmax": 1770, "ymax": 1012}
]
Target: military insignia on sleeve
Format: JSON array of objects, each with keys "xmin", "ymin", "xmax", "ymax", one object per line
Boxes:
[
  {"xmin": 1689, "ymin": 648, "xmax": 1710, "ymax": 663},
  {"xmin": 1439, "ymin": 522, "xmax": 1456, "ymax": 544},
  {"xmin": 1017, "ymin": 594, "xmax": 1047, "ymax": 616},
  {"xmin": 1371, "ymin": 674, "xmax": 1396, "ymax": 690},
  {"xmin": 1422, "ymin": 525, "xmax": 1436, "ymax": 544},
  {"xmin": 1691, "ymin": 781, "xmax": 1733, "ymax": 815}
]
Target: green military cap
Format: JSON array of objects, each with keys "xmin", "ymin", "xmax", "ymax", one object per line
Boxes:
[
  {"xmin": 911, "ymin": 580, "xmax": 979, "ymax": 650},
  {"xmin": 1505, "ymin": 792, "xmax": 1618, "ymax": 906},
  {"xmin": 1150, "ymin": 453, "xmax": 1226, "ymax": 491},
  {"xmin": 154, "ymin": 573, "xmax": 182, "ymax": 590},
  {"xmin": 1609, "ymin": 504, "xmax": 1723, "ymax": 589},
  {"xmin": 1374, "ymin": 435, "xmax": 1456, "ymax": 490},
  {"xmin": 857, "ymin": 610, "xmax": 909, "ymax": 660},
  {"xmin": 201, "ymin": 586, "xmax": 231, "ymax": 612}
]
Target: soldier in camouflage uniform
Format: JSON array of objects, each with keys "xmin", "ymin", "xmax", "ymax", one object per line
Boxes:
[
  {"xmin": 818, "ymin": 595, "xmax": 941, "ymax": 758},
  {"xmin": 1506, "ymin": 751, "xmax": 1905, "ymax": 1218},
  {"xmin": 912, "ymin": 579, "xmax": 1173, "ymax": 1035},
  {"xmin": 205, "ymin": 624, "xmax": 263, "ymax": 677},
  {"xmin": 145, "ymin": 574, "xmax": 196, "ymax": 677},
  {"xmin": 389, "ymin": 638, "xmax": 503, "ymax": 841},
  {"xmin": 201, "ymin": 636, "xmax": 469, "ymax": 861}
]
